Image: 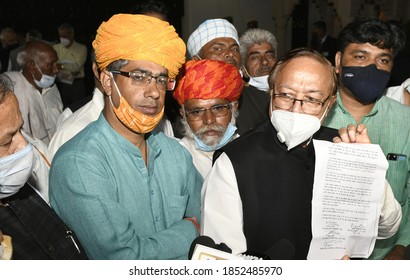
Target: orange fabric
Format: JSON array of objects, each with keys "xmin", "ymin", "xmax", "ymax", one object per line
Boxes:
[
  {"xmin": 92, "ymin": 14, "xmax": 186, "ymax": 78},
  {"xmin": 173, "ymin": 60, "xmax": 243, "ymax": 105}
]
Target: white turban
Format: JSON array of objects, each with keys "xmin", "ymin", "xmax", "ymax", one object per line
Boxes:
[{"xmin": 187, "ymin": 19, "xmax": 239, "ymax": 58}]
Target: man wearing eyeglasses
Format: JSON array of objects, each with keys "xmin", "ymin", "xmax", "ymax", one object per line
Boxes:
[
  {"xmin": 173, "ymin": 60, "xmax": 243, "ymax": 178},
  {"xmin": 49, "ymin": 14, "xmax": 203, "ymax": 260},
  {"xmin": 201, "ymin": 48, "xmax": 401, "ymax": 259}
]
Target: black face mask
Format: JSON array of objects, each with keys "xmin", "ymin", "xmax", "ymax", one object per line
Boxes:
[{"xmin": 341, "ymin": 64, "xmax": 390, "ymax": 104}]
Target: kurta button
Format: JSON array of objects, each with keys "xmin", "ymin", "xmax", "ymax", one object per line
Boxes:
[
  {"xmin": 155, "ymin": 216, "xmax": 159, "ymax": 221},
  {"xmin": 151, "ymin": 190, "xmax": 154, "ymax": 195}
]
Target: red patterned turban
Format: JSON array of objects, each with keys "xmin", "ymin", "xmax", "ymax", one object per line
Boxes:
[
  {"xmin": 173, "ymin": 60, "xmax": 243, "ymax": 105},
  {"xmin": 92, "ymin": 14, "xmax": 186, "ymax": 78}
]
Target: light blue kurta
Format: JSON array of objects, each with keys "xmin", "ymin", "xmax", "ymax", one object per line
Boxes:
[
  {"xmin": 323, "ymin": 94, "xmax": 410, "ymax": 259},
  {"xmin": 49, "ymin": 114, "xmax": 203, "ymax": 259}
]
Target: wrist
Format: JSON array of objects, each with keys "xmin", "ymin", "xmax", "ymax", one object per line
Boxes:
[{"xmin": 184, "ymin": 217, "xmax": 200, "ymax": 234}]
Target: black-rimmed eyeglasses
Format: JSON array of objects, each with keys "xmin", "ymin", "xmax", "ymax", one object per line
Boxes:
[{"xmin": 110, "ymin": 70, "xmax": 176, "ymax": 91}]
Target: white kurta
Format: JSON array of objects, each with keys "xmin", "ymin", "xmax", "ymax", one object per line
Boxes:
[
  {"xmin": 48, "ymin": 88, "xmax": 104, "ymax": 159},
  {"xmin": 22, "ymin": 131, "xmax": 51, "ymax": 202},
  {"xmin": 385, "ymin": 78, "xmax": 410, "ymax": 104},
  {"xmin": 179, "ymin": 137, "xmax": 214, "ymax": 179},
  {"xmin": 5, "ymin": 71, "xmax": 63, "ymax": 145},
  {"xmin": 201, "ymin": 152, "xmax": 402, "ymax": 256}
]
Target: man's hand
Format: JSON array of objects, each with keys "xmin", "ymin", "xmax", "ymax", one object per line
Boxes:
[
  {"xmin": 383, "ymin": 245, "xmax": 406, "ymax": 260},
  {"xmin": 333, "ymin": 123, "xmax": 371, "ymax": 144}
]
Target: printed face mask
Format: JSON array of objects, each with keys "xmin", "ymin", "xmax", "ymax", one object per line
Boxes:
[
  {"xmin": 110, "ymin": 73, "xmax": 164, "ymax": 134},
  {"xmin": 341, "ymin": 64, "xmax": 390, "ymax": 104},
  {"xmin": 0, "ymin": 143, "xmax": 34, "ymax": 199}
]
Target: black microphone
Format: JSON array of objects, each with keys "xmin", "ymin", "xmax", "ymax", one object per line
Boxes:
[
  {"xmin": 188, "ymin": 235, "xmax": 216, "ymax": 260},
  {"xmin": 404, "ymin": 245, "xmax": 410, "ymax": 260},
  {"xmin": 263, "ymin": 239, "xmax": 295, "ymax": 260},
  {"xmin": 215, "ymin": 242, "xmax": 232, "ymax": 254}
]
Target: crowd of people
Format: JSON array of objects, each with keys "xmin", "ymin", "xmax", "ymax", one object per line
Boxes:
[{"xmin": 1, "ymin": 0, "xmax": 410, "ymax": 261}]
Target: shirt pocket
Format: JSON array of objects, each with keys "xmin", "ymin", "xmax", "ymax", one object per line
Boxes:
[{"xmin": 164, "ymin": 194, "xmax": 189, "ymax": 224}]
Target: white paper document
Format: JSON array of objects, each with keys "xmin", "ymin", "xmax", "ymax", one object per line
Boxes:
[{"xmin": 307, "ymin": 140, "xmax": 388, "ymax": 260}]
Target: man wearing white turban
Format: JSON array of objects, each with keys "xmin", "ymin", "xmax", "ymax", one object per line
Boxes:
[{"xmin": 187, "ymin": 18, "xmax": 241, "ymax": 68}]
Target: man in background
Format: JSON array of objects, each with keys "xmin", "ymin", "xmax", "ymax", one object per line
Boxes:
[
  {"xmin": 237, "ymin": 28, "xmax": 278, "ymax": 134},
  {"xmin": 4, "ymin": 40, "xmax": 62, "ymax": 145},
  {"xmin": 53, "ymin": 23, "xmax": 87, "ymax": 108},
  {"xmin": 311, "ymin": 20, "xmax": 337, "ymax": 65}
]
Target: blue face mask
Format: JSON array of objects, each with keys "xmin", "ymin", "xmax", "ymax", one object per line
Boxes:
[
  {"xmin": 194, "ymin": 123, "xmax": 237, "ymax": 152},
  {"xmin": 341, "ymin": 64, "xmax": 390, "ymax": 104}
]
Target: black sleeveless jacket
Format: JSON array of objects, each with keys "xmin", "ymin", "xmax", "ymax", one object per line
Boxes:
[{"xmin": 214, "ymin": 121, "xmax": 338, "ymax": 259}]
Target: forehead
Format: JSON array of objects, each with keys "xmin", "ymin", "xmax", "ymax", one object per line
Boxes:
[
  {"xmin": 123, "ymin": 60, "xmax": 168, "ymax": 75},
  {"xmin": 275, "ymin": 57, "xmax": 332, "ymax": 90},
  {"xmin": 202, "ymin": 37, "xmax": 238, "ymax": 49},
  {"xmin": 184, "ymin": 98, "xmax": 228, "ymax": 108},
  {"xmin": 0, "ymin": 93, "xmax": 22, "ymax": 130},
  {"xmin": 343, "ymin": 42, "xmax": 393, "ymax": 56},
  {"xmin": 247, "ymin": 42, "xmax": 274, "ymax": 54}
]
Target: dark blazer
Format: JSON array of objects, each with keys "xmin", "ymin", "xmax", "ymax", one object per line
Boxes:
[{"xmin": 0, "ymin": 183, "xmax": 87, "ymax": 260}]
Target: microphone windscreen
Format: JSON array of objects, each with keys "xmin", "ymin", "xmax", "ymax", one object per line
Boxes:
[
  {"xmin": 215, "ymin": 242, "xmax": 232, "ymax": 254},
  {"xmin": 404, "ymin": 245, "xmax": 410, "ymax": 260},
  {"xmin": 264, "ymin": 239, "xmax": 295, "ymax": 260},
  {"xmin": 188, "ymin": 235, "xmax": 216, "ymax": 260}
]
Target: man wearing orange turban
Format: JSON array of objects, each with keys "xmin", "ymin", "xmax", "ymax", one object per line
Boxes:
[
  {"xmin": 173, "ymin": 59, "xmax": 243, "ymax": 178},
  {"xmin": 50, "ymin": 14, "xmax": 203, "ymax": 260}
]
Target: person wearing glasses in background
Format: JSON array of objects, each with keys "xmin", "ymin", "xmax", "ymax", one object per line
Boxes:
[
  {"xmin": 173, "ymin": 59, "xmax": 243, "ymax": 178},
  {"xmin": 49, "ymin": 14, "xmax": 202, "ymax": 260},
  {"xmin": 201, "ymin": 48, "xmax": 401, "ymax": 259}
]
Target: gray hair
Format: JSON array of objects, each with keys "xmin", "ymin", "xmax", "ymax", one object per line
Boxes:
[
  {"xmin": 239, "ymin": 28, "xmax": 278, "ymax": 62},
  {"xmin": 0, "ymin": 73, "xmax": 14, "ymax": 104}
]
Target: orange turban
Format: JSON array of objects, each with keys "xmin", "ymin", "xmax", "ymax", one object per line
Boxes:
[
  {"xmin": 173, "ymin": 60, "xmax": 243, "ymax": 106},
  {"xmin": 92, "ymin": 14, "xmax": 186, "ymax": 78}
]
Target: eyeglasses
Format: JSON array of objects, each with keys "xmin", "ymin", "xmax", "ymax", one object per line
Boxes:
[
  {"xmin": 110, "ymin": 70, "xmax": 176, "ymax": 91},
  {"xmin": 185, "ymin": 103, "xmax": 234, "ymax": 121},
  {"xmin": 272, "ymin": 93, "xmax": 331, "ymax": 115}
]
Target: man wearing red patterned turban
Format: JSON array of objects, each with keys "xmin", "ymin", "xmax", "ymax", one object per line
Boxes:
[
  {"xmin": 49, "ymin": 14, "xmax": 203, "ymax": 260},
  {"xmin": 173, "ymin": 59, "xmax": 243, "ymax": 178}
]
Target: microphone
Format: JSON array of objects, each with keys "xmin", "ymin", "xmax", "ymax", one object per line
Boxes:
[
  {"xmin": 188, "ymin": 236, "xmax": 216, "ymax": 260},
  {"xmin": 189, "ymin": 236, "xmax": 295, "ymax": 260},
  {"xmin": 404, "ymin": 245, "xmax": 410, "ymax": 260},
  {"xmin": 263, "ymin": 239, "xmax": 295, "ymax": 260}
]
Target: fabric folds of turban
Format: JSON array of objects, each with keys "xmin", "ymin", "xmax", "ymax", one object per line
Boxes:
[
  {"xmin": 92, "ymin": 14, "xmax": 186, "ymax": 78},
  {"xmin": 173, "ymin": 60, "xmax": 243, "ymax": 106}
]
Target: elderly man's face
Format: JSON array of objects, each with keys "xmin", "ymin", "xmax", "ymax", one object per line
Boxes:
[
  {"xmin": 0, "ymin": 93, "xmax": 28, "ymax": 159},
  {"xmin": 182, "ymin": 98, "xmax": 236, "ymax": 146},
  {"xmin": 271, "ymin": 56, "xmax": 335, "ymax": 121},
  {"xmin": 199, "ymin": 38, "xmax": 241, "ymax": 69},
  {"xmin": 245, "ymin": 42, "xmax": 276, "ymax": 77},
  {"xmin": 32, "ymin": 49, "xmax": 59, "ymax": 79}
]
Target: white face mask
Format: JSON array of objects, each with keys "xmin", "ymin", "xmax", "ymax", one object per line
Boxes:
[
  {"xmin": 33, "ymin": 63, "xmax": 56, "ymax": 89},
  {"xmin": 0, "ymin": 143, "xmax": 34, "ymax": 199},
  {"xmin": 60, "ymin": 37, "xmax": 70, "ymax": 47},
  {"xmin": 270, "ymin": 110, "xmax": 321, "ymax": 150},
  {"xmin": 248, "ymin": 75, "xmax": 269, "ymax": 92}
]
